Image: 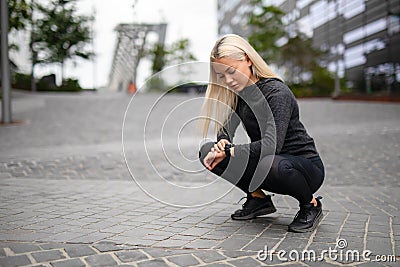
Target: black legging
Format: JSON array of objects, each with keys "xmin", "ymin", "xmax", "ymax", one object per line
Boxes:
[{"xmin": 199, "ymin": 142, "xmax": 325, "ymax": 204}]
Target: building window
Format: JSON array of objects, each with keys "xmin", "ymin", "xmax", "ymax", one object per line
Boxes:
[
  {"xmin": 344, "ymin": 43, "xmax": 366, "ymax": 68},
  {"xmin": 344, "ymin": 38, "xmax": 386, "ymax": 68},
  {"xmin": 388, "ymin": 15, "xmax": 400, "ymax": 36},
  {"xmin": 310, "ymin": 0, "xmax": 329, "ymax": 29},
  {"xmin": 297, "ymin": 0, "xmax": 313, "ymax": 10},
  {"xmin": 339, "ymin": 0, "xmax": 365, "ymax": 19},
  {"xmin": 263, "ymin": 0, "xmax": 285, "ymax": 7},
  {"xmin": 298, "ymin": 15, "xmax": 313, "ymax": 37},
  {"xmin": 310, "ymin": 0, "xmax": 338, "ymax": 29},
  {"xmin": 343, "ymin": 18, "xmax": 387, "ymax": 44}
]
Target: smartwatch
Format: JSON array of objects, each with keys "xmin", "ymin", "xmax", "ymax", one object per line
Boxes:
[{"xmin": 224, "ymin": 143, "xmax": 235, "ymax": 158}]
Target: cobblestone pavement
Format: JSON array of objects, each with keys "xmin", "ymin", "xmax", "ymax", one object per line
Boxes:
[{"xmin": 0, "ymin": 90, "xmax": 399, "ymax": 267}]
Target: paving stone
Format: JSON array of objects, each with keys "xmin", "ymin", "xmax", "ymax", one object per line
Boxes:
[
  {"xmin": 0, "ymin": 255, "xmax": 31, "ymax": 267},
  {"xmin": 222, "ymin": 250, "xmax": 255, "ymax": 259},
  {"xmin": 51, "ymin": 258, "xmax": 86, "ymax": 267},
  {"xmin": 200, "ymin": 264, "xmax": 232, "ymax": 267},
  {"xmin": 84, "ymin": 253, "xmax": 119, "ymax": 267},
  {"xmin": 130, "ymin": 238, "xmax": 160, "ymax": 246},
  {"xmin": 366, "ymin": 237, "xmax": 393, "ymax": 255},
  {"xmin": 183, "ymin": 239, "xmax": 219, "ymax": 249},
  {"xmin": 115, "ymin": 250, "xmax": 149, "ymax": 262},
  {"xmin": 39, "ymin": 243, "xmax": 71, "ymax": 250},
  {"xmin": 0, "ymin": 248, "xmax": 6, "ymax": 257},
  {"xmin": 6, "ymin": 243, "xmax": 42, "ymax": 254},
  {"xmin": 68, "ymin": 232, "xmax": 113, "ymax": 243},
  {"xmin": 215, "ymin": 235, "xmax": 254, "ymax": 250},
  {"xmin": 276, "ymin": 237, "xmax": 309, "ymax": 251},
  {"xmin": 193, "ymin": 250, "xmax": 226, "ymax": 263},
  {"xmin": 64, "ymin": 245, "xmax": 97, "ymax": 257},
  {"xmin": 31, "ymin": 249, "xmax": 66, "ymax": 263},
  {"xmin": 167, "ymin": 254, "xmax": 200, "ymax": 266},
  {"xmin": 137, "ymin": 259, "xmax": 170, "ymax": 267},
  {"xmin": 304, "ymin": 260, "xmax": 343, "ymax": 266},
  {"xmin": 154, "ymin": 239, "xmax": 189, "ymax": 248},
  {"xmin": 142, "ymin": 248, "xmax": 191, "ymax": 258},
  {"xmin": 92, "ymin": 242, "xmax": 123, "ymax": 252},
  {"xmin": 228, "ymin": 257, "xmax": 263, "ymax": 267},
  {"xmin": 180, "ymin": 227, "xmax": 211, "ymax": 237},
  {"xmin": 169, "ymin": 234, "xmax": 197, "ymax": 241},
  {"xmin": 242, "ymin": 237, "xmax": 281, "ymax": 252}
]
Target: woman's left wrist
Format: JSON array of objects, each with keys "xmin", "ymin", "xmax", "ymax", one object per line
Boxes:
[{"xmin": 224, "ymin": 143, "xmax": 235, "ymax": 158}]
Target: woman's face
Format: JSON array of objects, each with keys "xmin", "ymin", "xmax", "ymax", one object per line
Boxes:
[{"xmin": 213, "ymin": 57, "xmax": 257, "ymax": 92}]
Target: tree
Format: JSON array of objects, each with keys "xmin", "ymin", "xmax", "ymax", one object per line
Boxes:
[
  {"xmin": 247, "ymin": 0, "xmax": 286, "ymax": 62},
  {"xmin": 29, "ymin": 1, "xmax": 44, "ymax": 91},
  {"xmin": 36, "ymin": 0, "xmax": 93, "ymax": 82},
  {"xmin": 5, "ymin": 0, "xmax": 30, "ymax": 66},
  {"xmin": 150, "ymin": 43, "xmax": 167, "ymax": 74},
  {"xmin": 148, "ymin": 38, "xmax": 197, "ymax": 75},
  {"xmin": 8, "ymin": 0, "xmax": 30, "ymax": 32},
  {"xmin": 277, "ymin": 32, "xmax": 325, "ymax": 84},
  {"xmin": 145, "ymin": 38, "xmax": 197, "ymax": 91},
  {"xmin": 167, "ymin": 39, "xmax": 197, "ymax": 66}
]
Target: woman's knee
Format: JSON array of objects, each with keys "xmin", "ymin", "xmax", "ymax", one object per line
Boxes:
[
  {"xmin": 253, "ymin": 155, "xmax": 275, "ymax": 178},
  {"xmin": 277, "ymin": 159, "xmax": 295, "ymax": 174},
  {"xmin": 264, "ymin": 157, "xmax": 295, "ymax": 184}
]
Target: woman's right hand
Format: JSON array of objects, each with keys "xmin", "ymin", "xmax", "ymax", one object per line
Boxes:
[
  {"xmin": 203, "ymin": 147, "xmax": 226, "ymax": 170},
  {"xmin": 214, "ymin": 139, "xmax": 230, "ymax": 153}
]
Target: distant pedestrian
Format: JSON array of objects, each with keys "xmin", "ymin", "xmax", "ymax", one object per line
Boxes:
[{"xmin": 198, "ymin": 34, "xmax": 325, "ymax": 232}]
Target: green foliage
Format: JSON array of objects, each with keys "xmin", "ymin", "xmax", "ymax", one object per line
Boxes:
[
  {"xmin": 12, "ymin": 72, "xmax": 31, "ymax": 90},
  {"xmin": 150, "ymin": 44, "xmax": 167, "ymax": 74},
  {"xmin": 6, "ymin": 0, "xmax": 30, "ymax": 53},
  {"xmin": 288, "ymin": 67, "xmax": 335, "ymax": 97},
  {"xmin": 146, "ymin": 38, "xmax": 197, "ymax": 75},
  {"xmin": 59, "ymin": 78, "xmax": 82, "ymax": 91},
  {"xmin": 278, "ymin": 33, "xmax": 326, "ymax": 84},
  {"xmin": 146, "ymin": 76, "xmax": 167, "ymax": 92},
  {"xmin": 8, "ymin": 0, "xmax": 30, "ymax": 32},
  {"xmin": 35, "ymin": 0, "xmax": 94, "ymax": 79},
  {"xmin": 144, "ymin": 38, "xmax": 197, "ymax": 92},
  {"xmin": 167, "ymin": 39, "xmax": 197, "ymax": 66},
  {"xmin": 12, "ymin": 72, "xmax": 82, "ymax": 92},
  {"xmin": 247, "ymin": 0, "xmax": 332, "ymax": 96},
  {"xmin": 248, "ymin": 0, "xmax": 286, "ymax": 62}
]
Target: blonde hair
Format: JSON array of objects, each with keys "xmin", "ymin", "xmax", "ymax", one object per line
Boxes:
[{"xmin": 199, "ymin": 34, "xmax": 281, "ymax": 138}]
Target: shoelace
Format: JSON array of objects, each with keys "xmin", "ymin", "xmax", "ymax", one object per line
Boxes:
[
  {"xmin": 236, "ymin": 194, "xmax": 275, "ymax": 209},
  {"xmin": 294, "ymin": 205, "xmax": 313, "ymax": 222},
  {"xmin": 237, "ymin": 196, "xmax": 249, "ymax": 208}
]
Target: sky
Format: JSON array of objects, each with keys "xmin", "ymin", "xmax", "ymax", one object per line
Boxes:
[{"xmin": 33, "ymin": 0, "xmax": 218, "ymax": 89}]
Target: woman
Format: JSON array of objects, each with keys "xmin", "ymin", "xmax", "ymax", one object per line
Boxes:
[{"xmin": 198, "ymin": 34, "xmax": 325, "ymax": 233}]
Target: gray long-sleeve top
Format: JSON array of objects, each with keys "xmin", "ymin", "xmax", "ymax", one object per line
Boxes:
[{"xmin": 217, "ymin": 78, "xmax": 319, "ymax": 159}]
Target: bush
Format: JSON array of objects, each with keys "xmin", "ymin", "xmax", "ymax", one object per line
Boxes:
[
  {"xmin": 11, "ymin": 72, "xmax": 82, "ymax": 92},
  {"xmin": 12, "ymin": 72, "xmax": 32, "ymax": 90},
  {"xmin": 287, "ymin": 67, "xmax": 336, "ymax": 97}
]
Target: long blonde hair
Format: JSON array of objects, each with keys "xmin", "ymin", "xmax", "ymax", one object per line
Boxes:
[{"xmin": 199, "ymin": 34, "xmax": 281, "ymax": 138}]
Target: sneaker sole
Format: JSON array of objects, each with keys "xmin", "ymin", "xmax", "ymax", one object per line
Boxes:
[
  {"xmin": 231, "ymin": 206, "xmax": 277, "ymax": 220},
  {"xmin": 288, "ymin": 210, "xmax": 323, "ymax": 233}
]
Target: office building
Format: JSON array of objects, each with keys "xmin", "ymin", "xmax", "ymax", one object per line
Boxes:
[{"xmin": 218, "ymin": 0, "xmax": 400, "ymax": 92}]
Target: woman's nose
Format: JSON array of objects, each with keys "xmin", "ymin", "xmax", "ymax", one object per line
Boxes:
[{"xmin": 225, "ymin": 74, "xmax": 233, "ymax": 84}]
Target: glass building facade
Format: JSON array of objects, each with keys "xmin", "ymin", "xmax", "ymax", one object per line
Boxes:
[{"xmin": 218, "ymin": 0, "xmax": 400, "ymax": 93}]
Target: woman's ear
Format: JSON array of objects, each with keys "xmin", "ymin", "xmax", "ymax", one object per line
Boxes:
[{"xmin": 246, "ymin": 55, "xmax": 252, "ymax": 67}]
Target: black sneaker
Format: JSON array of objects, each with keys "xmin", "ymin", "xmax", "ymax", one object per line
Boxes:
[
  {"xmin": 231, "ymin": 194, "xmax": 277, "ymax": 220},
  {"xmin": 288, "ymin": 196, "xmax": 323, "ymax": 233}
]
